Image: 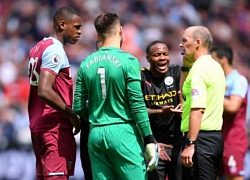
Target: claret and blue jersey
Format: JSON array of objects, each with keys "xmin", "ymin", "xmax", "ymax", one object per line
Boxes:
[{"xmin": 28, "ymin": 37, "xmax": 73, "ymax": 132}]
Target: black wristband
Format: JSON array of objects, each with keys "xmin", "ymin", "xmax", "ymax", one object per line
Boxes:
[
  {"xmin": 143, "ymin": 135, "xmax": 155, "ymax": 145},
  {"xmin": 181, "ymin": 66, "xmax": 191, "ymax": 72}
]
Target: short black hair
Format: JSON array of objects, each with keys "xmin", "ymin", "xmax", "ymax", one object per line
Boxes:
[
  {"xmin": 53, "ymin": 6, "xmax": 80, "ymax": 24},
  {"xmin": 146, "ymin": 40, "xmax": 165, "ymax": 55},
  {"xmin": 210, "ymin": 46, "xmax": 233, "ymax": 65}
]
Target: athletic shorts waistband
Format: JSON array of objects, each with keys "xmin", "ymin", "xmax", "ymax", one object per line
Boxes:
[{"xmin": 184, "ymin": 130, "xmax": 221, "ymax": 136}]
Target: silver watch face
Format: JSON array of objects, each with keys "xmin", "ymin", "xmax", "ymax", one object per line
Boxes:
[{"xmin": 186, "ymin": 138, "xmax": 195, "ymax": 145}]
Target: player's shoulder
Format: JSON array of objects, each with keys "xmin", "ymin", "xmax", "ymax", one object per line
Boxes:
[
  {"xmin": 29, "ymin": 38, "xmax": 60, "ymax": 57},
  {"xmin": 235, "ymin": 70, "xmax": 247, "ymax": 79},
  {"xmin": 169, "ymin": 64, "xmax": 181, "ymax": 71},
  {"xmin": 36, "ymin": 37, "xmax": 64, "ymax": 55},
  {"xmin": 79, "ymin": 51, "xmax": 98, "ymax": 67},
  {"xmin": 168, "ymin": 64, "xmax": 181, "ymax": 78},
  {"xmin": 141, "ymin": 67, "xmax": 150, "ymax": 72},
  {"xmin": 231, "ymin": 70, "xmax": 248, "ymax": 84},
  {"xmin": 37, "ymin": 37, "xmax": 61, "ymax": 48},
  {"xmin": 43, "ymin": 45, "xmax": 64, "ymax": 60},
  {"xmin": 115, "ymin": 49, "xmax": 138, "ymax": 61},
  {"xmin": 140, "ymin": 67, "xmax": 151, "ymax": 79}
]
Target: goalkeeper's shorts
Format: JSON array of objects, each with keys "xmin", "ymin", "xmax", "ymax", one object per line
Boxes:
[{"xmin": 88, "ymin": 123, "xmax": 147, "ymax": 180}]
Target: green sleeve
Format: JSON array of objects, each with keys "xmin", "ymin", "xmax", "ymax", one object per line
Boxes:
[
  {"xmin": 126, "ymin": 59, "xmax": 152, "ymax": 137},
  {"xmin": 73, "ymin": 64, "xmax": 89, "ymax": 119}
]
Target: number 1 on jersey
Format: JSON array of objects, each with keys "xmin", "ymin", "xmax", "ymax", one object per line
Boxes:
[{"xmin": 97, "ymin": 68, "xmax": 106, "ymax": 98}]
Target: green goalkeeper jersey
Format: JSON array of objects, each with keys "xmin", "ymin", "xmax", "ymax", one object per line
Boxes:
[{"xmin": 74, "ymin": 47, "xmax": 152, "ymax": 137}]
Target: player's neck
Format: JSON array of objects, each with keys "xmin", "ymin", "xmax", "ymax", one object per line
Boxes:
[
  {"xmin": 102, "ymin": 37, "xmax": 121, "ymax": 48},
  {"xmin": 224, "ymin": 65, "xmax": 234, "ymax": 76},
  {"xmin": 50, "ymin": 31, "xmax": 64, "ymax": 45}
]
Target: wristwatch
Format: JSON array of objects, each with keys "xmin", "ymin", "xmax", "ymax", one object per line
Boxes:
[
  {"xmin": 186, "ymin": 138, "xmax": 196, "ymax": 146},
  {"xmin": 181, "ymin": 66, "xmax": 191, "ymax": 72}
]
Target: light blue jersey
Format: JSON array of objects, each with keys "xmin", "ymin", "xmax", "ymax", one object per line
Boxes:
[
  {"xmin": 225, "ymin": 69, "xmax": 248, "ymax": 98},
  {"xmin": 41, "ymin": 37, "xmax": 70, "ymax": 75}
]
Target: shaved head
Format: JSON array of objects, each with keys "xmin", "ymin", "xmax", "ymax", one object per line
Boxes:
[{"xmin": 186, "ymin": 26, "xmax": 213, "ymax": 48}]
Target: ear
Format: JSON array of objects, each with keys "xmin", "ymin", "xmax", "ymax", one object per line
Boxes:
[
  {"xmin": 195, "ymin": 39, "xmax": 202, "ymax": 51},
  {"xmin": 196, "ymin": 39, "xmax": 201, "ymax": 47},
  {"xmin": 221, "ymin": 56, "xmax": 228, "ymax": 64},
  {"xmin": 119, "ymin": 26, "xmax": 123, "ymax": 36},
  {"xmin": 59, "ymin": 20, "xmax": 66, "ymax": 30}
]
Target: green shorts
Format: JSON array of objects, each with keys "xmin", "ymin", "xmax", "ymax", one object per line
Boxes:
[{"xmin": 88, "ymin": 123, "xmax": 147, "ymax": 180}]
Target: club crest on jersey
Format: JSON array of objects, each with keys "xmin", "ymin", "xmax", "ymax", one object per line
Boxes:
[
  {"xmin": 191, "ymin": 87, "xmax": 201, "ymax": 99},
  {"xmin": 51, "ymin": 55, "xmax": 60, "ymax": 65},
  {"xmin": 164, "ymin": 76, "xmax": 173, "ymax": 86}
]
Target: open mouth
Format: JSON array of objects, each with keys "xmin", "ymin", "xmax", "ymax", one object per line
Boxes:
[{"xmin": 157, "ymin": 63, "xmax": 168, "ymax": 71}]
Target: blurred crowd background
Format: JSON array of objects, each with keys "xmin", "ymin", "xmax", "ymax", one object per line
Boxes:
[{"xmin": 0, "ymin": 0, "xmax": 250, "ymax": 179}]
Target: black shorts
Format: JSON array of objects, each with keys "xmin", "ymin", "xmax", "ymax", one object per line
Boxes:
[{"xmin": 182, "ymin": 131, "xmax": 223, "ymax": 180}]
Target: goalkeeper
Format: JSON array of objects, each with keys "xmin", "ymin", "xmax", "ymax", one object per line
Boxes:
[{"xmin": 74, "ymin": 12, "xmax": 158, "ymax": 180}]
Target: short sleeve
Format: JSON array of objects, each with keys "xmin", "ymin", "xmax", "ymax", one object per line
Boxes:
[
  {"xmin": 190, "ymin": 75, "xmax": 207, "ymax": 109},
  {"xmin": 228, "ymin": 75, "xmax": 248, "ymax": 98},
  {"xmin": 41, "ymin": 44, "xmax": 66, "ymax": 74}
]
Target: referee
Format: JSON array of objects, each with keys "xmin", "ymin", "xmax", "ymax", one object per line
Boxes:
[{"xmin": 179, "ymin": 26, "xmax": 225, "ymax": 180}]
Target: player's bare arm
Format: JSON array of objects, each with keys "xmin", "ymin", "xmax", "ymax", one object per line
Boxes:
[
  {"xmin": 38, "ymin": 70, "xmax": 80, "ymax": 134},
  {"xmin": 147, "ymin": 106, "xmax": 173, "ymax": 117},
  {"xmin": 224, "ymin": 95, "xmax": 243, "ymax": 114},
  {"xmin": 181, "ymin": 108, "xmax": 204, "ymax": 167},
  {"xmin": 147, "ymin": 104, "xmax": 182, "ymax": 116}
]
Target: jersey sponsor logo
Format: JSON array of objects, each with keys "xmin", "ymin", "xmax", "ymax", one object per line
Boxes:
[
  {"xmin": 164, "ymin": 76, "xmax": 173, "ymax": 86},
  {"xmin": 148, "ymin": 98, "xmax": 173, "ymax": 106},
  {"xmin": 51, "ymin": 54, "xmax": 60, "ymax": 65},
  {"xmin": 191, "ymin": 87, "xmax": 200, "ymax": 99},
  {"xmin": 145, "ymin": 90, "xmax": 177, "ymax": 100},
  {"xmin": 144, "ymin": 90, "xmax": 177, "ymax": 106}
]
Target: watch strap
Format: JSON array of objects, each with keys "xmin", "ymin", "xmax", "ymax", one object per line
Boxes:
[
  {"xmin": 181, "ymin": 66, "xmax": 191, "ymax": 72},
  {"xmin": 186, "ymin": 138, "xmax": 196, "ymax": 145}
]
